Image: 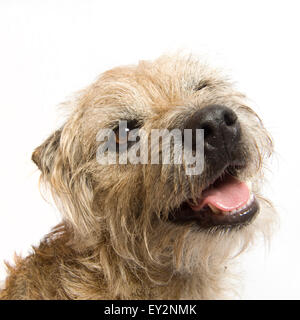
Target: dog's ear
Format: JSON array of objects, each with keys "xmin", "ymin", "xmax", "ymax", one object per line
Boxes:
[
  {"xmin": 32, "ymin": 126, "xmax": 97, "ymax": 239},
  {"xmin": 32, "ymin": 128, "xmax": 62, "ymax": 174}
]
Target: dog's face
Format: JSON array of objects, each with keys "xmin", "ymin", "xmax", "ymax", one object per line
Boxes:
[{"xmin": 32, "ymin": 55, "xmax": 274, "ymax": 288}]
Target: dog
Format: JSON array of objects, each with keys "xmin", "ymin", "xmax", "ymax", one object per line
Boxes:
[{"xmin": 0, "ymin": 54, "xmax": 275, "ymax": 299}]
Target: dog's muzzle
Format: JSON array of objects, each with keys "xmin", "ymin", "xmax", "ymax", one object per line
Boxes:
[
  {"xmin": 169, "ymin": 105, "xmax": 259, "ymax": 229},
  {"xmin": 185, "ymin": 104, "xmax": 241, "ymax": 166}
]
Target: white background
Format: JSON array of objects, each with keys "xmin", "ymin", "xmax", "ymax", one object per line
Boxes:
[{"xmin": 0, "ymin": 0, "xmax": 299, "ymax": 299}]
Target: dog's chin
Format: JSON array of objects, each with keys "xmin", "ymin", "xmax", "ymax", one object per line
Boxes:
[{"xmin": 168, "ymin": 166, "xmax": 260, "ymax": 230}]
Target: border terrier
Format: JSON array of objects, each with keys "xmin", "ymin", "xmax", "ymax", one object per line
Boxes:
[{"xmin": 0, "ymin": 54, "xmax": 275, "ymax": 299}]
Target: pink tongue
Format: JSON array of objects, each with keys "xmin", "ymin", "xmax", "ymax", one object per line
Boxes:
[{"xmin": 191, "ymin": 175, "xmax": 250, "ymax": 212}]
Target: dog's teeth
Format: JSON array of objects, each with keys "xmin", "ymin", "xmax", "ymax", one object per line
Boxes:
[
  {"xmin": 224, "ymin": 194, "xmax": 255, "ymax": 215},
  {"xmin": 246, "ymin": 181, "xmax": 252, "ymax": 191},
  {"xmin": 208, "ymin": 204, "xmax": 221, "ymax": 214},
  {"xmin": 247, "ymin": 193, "xmax": 254, "ymax": 205}
]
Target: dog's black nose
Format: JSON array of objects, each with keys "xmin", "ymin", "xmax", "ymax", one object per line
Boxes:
[{"xmin": 185, "ymin": 104, "xmax": 241, "ymax": 165}]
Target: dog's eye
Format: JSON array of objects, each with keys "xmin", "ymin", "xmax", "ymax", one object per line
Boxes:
[
  {"xmin": 114, "ymin": 119, "xmax": 141, "ymax": 147},
  {"xmin": 115, "ymin": 128, "xmax": 129, "ymax": 145},
  {"xmin": 195, "ymin": 81, "xmax": 209, "ymax": 91}
]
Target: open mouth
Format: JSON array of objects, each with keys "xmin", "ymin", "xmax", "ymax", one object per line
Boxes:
[{"xmin": 169, "ymin": 167, "xmax": 259, "ymax": 229}]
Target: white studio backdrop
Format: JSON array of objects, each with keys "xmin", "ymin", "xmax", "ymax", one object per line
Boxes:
[{"xmin": 0, "ymin": 0, "xmax": 299, "ymax": 299}]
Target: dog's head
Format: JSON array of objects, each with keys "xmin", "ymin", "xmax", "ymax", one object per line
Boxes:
[{"xmin": 32, "ymin": 54, "xmax": 275, "ymax": 295}]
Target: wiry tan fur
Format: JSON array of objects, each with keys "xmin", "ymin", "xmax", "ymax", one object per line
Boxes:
[{"xmin": 0, "ymin": 54, "xmax": 276, "ymax": 300}]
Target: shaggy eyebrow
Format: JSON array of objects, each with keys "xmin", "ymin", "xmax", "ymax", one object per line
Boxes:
[{"xmin": 195, "ymin": 80, "xmax": 210, "ymax": 91}]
